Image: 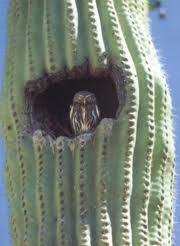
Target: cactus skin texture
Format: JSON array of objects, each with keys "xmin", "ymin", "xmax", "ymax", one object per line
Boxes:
[{"xmin": 0, "ymin": 0, "xmax": 175, "ymax": 245}]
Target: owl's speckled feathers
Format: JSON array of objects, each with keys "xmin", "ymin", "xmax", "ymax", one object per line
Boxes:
[{"xmin": 70, "ymin": 91, "xmax": 100, "ymax": 135}]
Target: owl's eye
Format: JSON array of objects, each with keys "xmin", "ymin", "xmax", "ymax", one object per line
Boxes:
[
  {"xmin": 73, "ymin": 102, "xmax": 79, "ymax": 106},
  {"xmin": 85, "ymin": 101, "xmax": 91, "ymax": 105},
  {"xmin": 86, "ymin": 98, "xmax": 94, "ymax": 104}
]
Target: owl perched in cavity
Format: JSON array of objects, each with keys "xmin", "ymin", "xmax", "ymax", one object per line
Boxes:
[{"xmin": 70, "ymin": 91, "xmax": 100, "ymax": 135}]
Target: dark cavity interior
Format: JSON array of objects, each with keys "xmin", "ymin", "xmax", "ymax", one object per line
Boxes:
[{"xmin": 25, "ymin": 71, "xmax": 122, "ymax": 138}]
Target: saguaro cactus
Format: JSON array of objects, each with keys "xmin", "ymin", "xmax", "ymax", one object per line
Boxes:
[{"xmin": 0, "ymin": 0, "xmax": 175, "ymax": 245}]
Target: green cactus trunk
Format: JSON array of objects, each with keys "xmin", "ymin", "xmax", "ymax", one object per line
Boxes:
[{"xmin": 0, "ymin": 0, "xmax": 175, "ymax": 245}]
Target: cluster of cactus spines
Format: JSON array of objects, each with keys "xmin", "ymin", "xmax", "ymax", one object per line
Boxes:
[{"xmin": 0, "ymin": 0, "xmax": 175, "ymax": 245}]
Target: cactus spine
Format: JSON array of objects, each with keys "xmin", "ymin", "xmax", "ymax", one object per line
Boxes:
[{"xmin": 0, "ymin": 0, "xmax": 175, "ymax": 245}]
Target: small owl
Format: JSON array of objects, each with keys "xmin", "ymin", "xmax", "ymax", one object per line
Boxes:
[{"xmin": 70, "ymin": 91, "xmax": 100, "ymax": 135}]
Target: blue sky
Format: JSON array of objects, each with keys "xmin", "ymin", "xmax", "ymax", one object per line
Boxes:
[{"xmin": 0, "ymin": 1, "xmax": 179, "ymax": 245}]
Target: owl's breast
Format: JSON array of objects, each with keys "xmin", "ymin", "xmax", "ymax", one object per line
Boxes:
[{"xmin": 79, "ymin": 106, "xmax": 92, "ymax": 132}]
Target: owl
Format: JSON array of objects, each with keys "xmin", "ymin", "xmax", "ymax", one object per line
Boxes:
[{"xmin": 70, "ymin": 91, "xmax": 100, "ymax": 135}]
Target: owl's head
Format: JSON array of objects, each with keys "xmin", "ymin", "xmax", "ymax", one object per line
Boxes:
[{"xmin": 72, "ymin": 91, "xmax": 97, "ymax": 105}]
